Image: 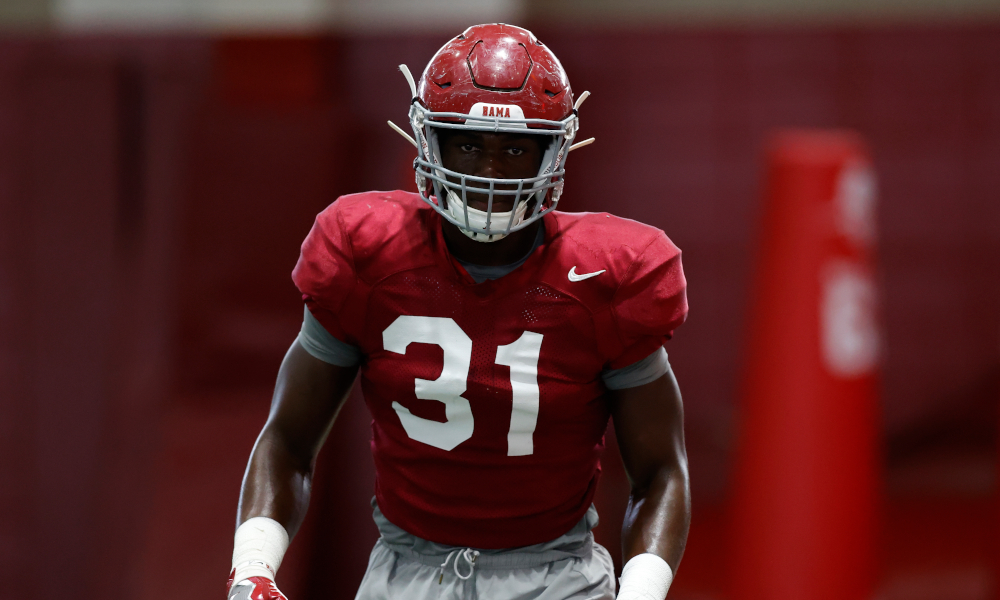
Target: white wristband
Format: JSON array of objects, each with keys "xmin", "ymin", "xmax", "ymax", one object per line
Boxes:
[
  {"xmin": 232, "ymin": 517, "xmax": 289, "ymax": 584},
  {"xmin": 617, "ymin": 553, "xmax": 674, "ymax": 600}
]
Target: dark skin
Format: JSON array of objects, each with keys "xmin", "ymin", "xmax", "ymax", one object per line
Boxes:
[
  {"xmin": 237, "ymin": 131, "xmax": 691, "ymax": 582},
  {"xmin": 435, "ymin": 129, "xmax": 546, "ymax": 266}
]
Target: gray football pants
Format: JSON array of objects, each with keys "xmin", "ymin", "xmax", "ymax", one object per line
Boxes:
[{"xmin": 354, "ymin": 502, "xmax": 616, "ymax": 600}]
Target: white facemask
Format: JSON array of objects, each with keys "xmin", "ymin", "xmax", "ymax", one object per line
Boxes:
[{"xmin": 445, "ymin": 189, "xmax": 530, "ymax": 243}]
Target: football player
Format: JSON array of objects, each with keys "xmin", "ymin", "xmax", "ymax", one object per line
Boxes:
[{"xmin": 228, "ymin": 23, "xmax": 690, "ymax": 600}]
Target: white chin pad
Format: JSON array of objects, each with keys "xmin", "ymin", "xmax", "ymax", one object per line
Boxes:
[{"xmin": 445, "ymin": 189, "xmax": 528, "ymax": 243}]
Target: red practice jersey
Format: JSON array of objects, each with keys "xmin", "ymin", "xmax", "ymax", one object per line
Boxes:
[{"xmin": 292, "ymin": 190, "xmax": 687, "ymax": 548}]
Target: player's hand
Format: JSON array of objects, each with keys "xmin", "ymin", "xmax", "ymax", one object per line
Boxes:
[{"xmin": 227, "ymin": 569, "xmax": 288, "ymax": 600}]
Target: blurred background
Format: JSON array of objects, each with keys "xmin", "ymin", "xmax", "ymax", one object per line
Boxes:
[{"xmin": 1, "ymin": 1, "xmax": 998, "ymax": 599}]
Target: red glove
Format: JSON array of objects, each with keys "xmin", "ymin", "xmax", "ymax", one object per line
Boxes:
[{"xmin": 227, "ymin": 569, "xmax": 288, "ymax": 600}]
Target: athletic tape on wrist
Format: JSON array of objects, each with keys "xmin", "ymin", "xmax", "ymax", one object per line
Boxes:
[
  {"xmin": 232, "ymin": 517, "xmax": 289, "ymax": 584},
  {"xmin": 617, "ymin": 553, "xmax": 674, "ymax": 600}
]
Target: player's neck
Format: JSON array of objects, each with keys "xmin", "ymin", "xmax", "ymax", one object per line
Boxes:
[{"xmin": 441, "ymin": 220, "xmax": 541, "ymax": 267}]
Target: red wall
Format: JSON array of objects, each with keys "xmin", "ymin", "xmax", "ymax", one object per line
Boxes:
[{"xmin": 0, "ymin": 25, "xmax": 997, "ymax": 600}]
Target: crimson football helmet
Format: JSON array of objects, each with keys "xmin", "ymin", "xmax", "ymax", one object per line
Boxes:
[{"xmin": 391, "ymin": 23, "xmax": 592, "ymax": 242}]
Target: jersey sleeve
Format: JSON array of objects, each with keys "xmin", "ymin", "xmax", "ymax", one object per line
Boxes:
[
  {"xmin": 608, "ymin": 232, "xmax": 688, "ymax": 369},
  {"xmin": 297, "ymin": 305, "xmax": 363, "ymax": 366},
  {"xmin": 291, "ymin": 201, "xmax": 359, "ymax": 345}
]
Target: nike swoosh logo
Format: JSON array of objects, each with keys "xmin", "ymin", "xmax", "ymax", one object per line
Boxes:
[{"xmin": 568, "ymin": 266, "xmax": 606, "ymax": 282}]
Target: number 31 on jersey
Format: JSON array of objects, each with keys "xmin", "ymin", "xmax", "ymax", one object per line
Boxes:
[{"xmin": 382, "ymin": 315, "xmax": 542, "ymax": 456}]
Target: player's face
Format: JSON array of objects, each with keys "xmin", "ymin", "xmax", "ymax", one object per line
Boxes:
[{"xmin": 437, "ymin": 131, "xmax": 545, "ymax": 213}]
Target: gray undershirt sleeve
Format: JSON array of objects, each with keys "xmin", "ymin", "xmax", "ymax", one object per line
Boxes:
[
  {"xmin": 297, "ymin": 305, "xmax": 363, "ymax": 367},
  {"xmin": 601, "ymin": 346, "xmax": 671, "ymax": 390}
]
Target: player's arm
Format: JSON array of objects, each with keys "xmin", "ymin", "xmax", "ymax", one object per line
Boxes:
[
  {"xmin": 609, "ymin": 366, "xmax": 689, "ymax": 599},
  {"xmin": 229, "ymin": 338, "xmax": 358, "ymax": 599},
  {"xmin": 239, "ymin": 338, "xmax": 358, "ymax": 530}
]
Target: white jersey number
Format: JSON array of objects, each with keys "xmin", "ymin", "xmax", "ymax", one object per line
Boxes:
[
  {"xmin": 496, "ymin": 331, "xmax": 543, "ymax": 456},
  {"xmin": 382, "ymin": 316, "xmax": 543, "ymax": 455}
]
